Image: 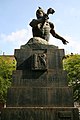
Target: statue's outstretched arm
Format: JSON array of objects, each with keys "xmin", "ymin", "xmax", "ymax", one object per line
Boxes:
[
  {"xmin": 50, "ymin": 29, "xmax": 69, "ymax": 45},
  {"xmin": 29, "ymin": 14, "xmax": 49, "ymax": 27},
  {"xmin": 29, "ymin": 18, "xmax": 44, "ymax": 27}
]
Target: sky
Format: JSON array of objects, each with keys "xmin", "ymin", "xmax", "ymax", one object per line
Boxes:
[{"xmin": 0, "ymin": 0, "xmax": 80, "ymax": 55}]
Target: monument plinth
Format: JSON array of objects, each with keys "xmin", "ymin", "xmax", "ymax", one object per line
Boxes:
[{"xmin": 1, "ymin": 40, "xmax": 79, "ymax": 120}]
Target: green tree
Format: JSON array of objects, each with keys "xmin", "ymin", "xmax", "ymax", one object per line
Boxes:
[
  {"xmin": 0, "ymin": 56, "xmax": 16, "ymax": 103},
  {"xmin": 63, "ymin": 54, "xmax": 80, "ymax": 103}
]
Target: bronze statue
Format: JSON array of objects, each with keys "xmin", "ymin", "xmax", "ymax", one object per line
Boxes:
[{"xmin": 29, "ymin": 7, "xmax": 69, "ymax": 45}]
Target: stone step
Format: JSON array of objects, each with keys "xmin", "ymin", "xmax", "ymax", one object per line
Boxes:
[
  {"xmin": 1, "ymin": 107, "xmax": 79, "ymax": 120},
  {"xmin": 12, "ymin": 70, "xmax": 68, "ymax": 87},
  {"xmin": 7, "ymin": 87, "xmax": 73, "ymax": 107}
]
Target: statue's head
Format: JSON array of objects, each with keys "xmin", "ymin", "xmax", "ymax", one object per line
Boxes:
[{"xmin": 36, "ymin": 7, "xmax": 45, "ymax": 19}]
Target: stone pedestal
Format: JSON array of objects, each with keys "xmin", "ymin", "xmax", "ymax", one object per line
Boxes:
[{"xmin": 1, "ymin": 42, "xmax": 79, "ymax": 120}]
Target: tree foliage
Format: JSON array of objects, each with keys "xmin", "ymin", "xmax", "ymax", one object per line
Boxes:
[
  {"xmin": 0, "ymin": 56, "xmax": 16, "ymax": 103},
  {"xmin": 63, "ymin": 54, "xmax": 80, "ymax": 102}
]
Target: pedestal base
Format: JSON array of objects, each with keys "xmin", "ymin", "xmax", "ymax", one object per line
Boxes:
[{"xmin": 1, "ymin": 107, "xmax": 79, "ymax": 120}]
